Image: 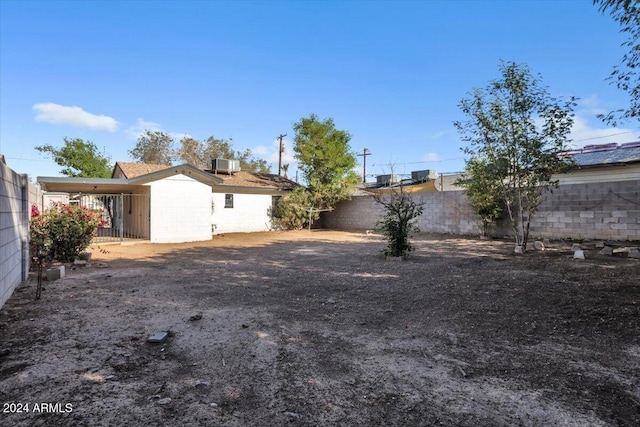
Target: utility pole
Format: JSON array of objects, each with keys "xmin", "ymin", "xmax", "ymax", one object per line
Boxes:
[
  {"xmin": 357, "ymin": 148, "xmax": 372, "ymax": 183},
  {"xmin": 277, "ymin": 134, "xmax": 287, "ymax": 176}
]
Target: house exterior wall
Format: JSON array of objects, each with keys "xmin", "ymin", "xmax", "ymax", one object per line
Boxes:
[
  {"xmin": 147, "ymin": 175, "xmax": 212, "ymax": 243},
  {"xmin": 323, "ymin": 178, "xmax": 640, "ymax": 241},
  {"xmin": 0, "ymin": 162, "xmax": 40, "ymax": 309},
  {"xmin": 211, "ymin": 192, "xmax": 273, "ymax": 234}
]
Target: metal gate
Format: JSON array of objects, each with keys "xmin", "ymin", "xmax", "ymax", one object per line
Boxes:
[{"xmin": 75, "ymin": 193, "xmax": 150, "ymax": 243}]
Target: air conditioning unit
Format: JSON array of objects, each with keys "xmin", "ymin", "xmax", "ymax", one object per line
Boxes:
[
  {"xmin": 376, "ymin": 174, "xmax": 399, "ymax": 186},
  {"xmin": 212, "ymin": 158, "xmax": 241, "ymax": 174},
  {"xmin": 411, "ymin": 169, "xmax": 437, "ymax": 182}
]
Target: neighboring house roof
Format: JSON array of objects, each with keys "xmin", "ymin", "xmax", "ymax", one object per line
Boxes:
[{"xmin": 568, "ymin": 142, "xmax": 640, "ymax": 167}]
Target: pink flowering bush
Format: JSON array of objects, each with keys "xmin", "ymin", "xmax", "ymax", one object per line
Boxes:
[{"xmin": 30, "ymin": 203, "xmax": 102, "ymax": 263}]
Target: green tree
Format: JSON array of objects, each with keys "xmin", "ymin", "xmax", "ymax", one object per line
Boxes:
[
  {"xmin": 455, "ymin": 157, "xmax": 503, "ymax": 237},
  {"xmin": 293, "ymin": 114, "xmax": 359, "ymax": 210},
  {"xmin": 35, "ymin": 138, "xmax": 112, "ymax": 178},
  {"xmin": 129, "ymin": 130, "xmax": 174, "ymax": 165},
  {"xmin": 594, "ymin": 0, "xmax": 639, "ymax": 125},
  {"xmin": 176, "ymin": 136, "xmax": 270, "ymax": 173},
  {"xmin": 454, "ymin": 61, "xmax": 575, "ymax": 252},
  {"xmin": 374, "ymin": 189, "xmax": 424, "ymax": 257}
]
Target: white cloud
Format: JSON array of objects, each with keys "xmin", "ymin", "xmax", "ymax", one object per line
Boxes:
[
  {"xmin": 250, "ymin": 138, "xmax": 296, "ymax": 165},
  {"xmin": 422, "ymin": 152, "xmax": 441, "ymax": 162},
  {"xmin": 568, "ymin": 114, "xmax": 637, "ymax": 148},
  {"xmin": 429, "ymin": 131, "xmax": 447, "ymax": 139},
  {"xmin": 123, "ymin": 118, "xmax": 190, "ymax": 142},
  {"xmin": 125, "ymin": 118, "xmax": 161, "ymax": 139},
  {"xmin": 33, "ymin": 102, "xmax": 119, "ymax": 132}
]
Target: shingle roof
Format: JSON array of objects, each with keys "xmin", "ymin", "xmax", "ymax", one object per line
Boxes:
[
  {"xmin": 570, "ymin": 142, "xmax": 640, "ymax": 167},
  {"xmin": 113, "ymin": 161, "xmax": 298, "ymax": 190},
  {"xmin": 114, "ymin": 162, "xmax": 173, "ymax": 178},
  {"xmin": 208, "ymin": 170, "xmax": 299, "ymax": 190}
]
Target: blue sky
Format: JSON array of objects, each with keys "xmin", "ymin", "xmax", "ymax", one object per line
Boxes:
[{"xmin": 1, "ymin": 0, "xmax": 638, "ymax": 182}]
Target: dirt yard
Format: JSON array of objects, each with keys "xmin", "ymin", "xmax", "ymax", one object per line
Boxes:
[{"xmin": 1, "ymin": 230, "xmax": 639, "ymax": 426}]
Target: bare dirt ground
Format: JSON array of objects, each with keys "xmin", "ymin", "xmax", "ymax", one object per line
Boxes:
[{"xmin": 1, "ymin": 230, "xmax": 639, "ymax": 426}]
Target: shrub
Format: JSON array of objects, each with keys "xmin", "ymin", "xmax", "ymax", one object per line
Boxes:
[
  {"xmin": 270, "ymin": 187, "xmax": 316, "ymax": 230},
  {"xmin": 30, "ymin": 202, "xmax": 102, "ymax": 264},
  {"xmin": 374, "ymin": 190, "xmax": 424, "ymax": 257}
]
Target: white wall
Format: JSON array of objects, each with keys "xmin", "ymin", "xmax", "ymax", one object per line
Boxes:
[
  {"xmin": 147, "ymin": 175, "xmax": 212, "ymax": 243},
  {"xmin": 211, "ymin": 192, "xmax": 273, "ymax": 234}
]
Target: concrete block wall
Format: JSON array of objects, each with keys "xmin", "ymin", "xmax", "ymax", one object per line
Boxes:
[
  {"xmin": 528, "ymin": 179, "xmax": 639, "ymax": 241},
  {"xmin": 212, "ymin": 192, "xmax": 274, "ymax": 234},
  {"xmin": 0, "ymin": 162, "xmax": 30, "ymax": 309},
  {"xmin": 147, "ymin": 175, "xmax": 213, "ymax": 243},
  {"xmin": 322, "ymin": 192, "xmax": 482, "ymax": 235},
  {"xmin": 323, "ymin": 179, "xmax": 640, "ymax": 241}
]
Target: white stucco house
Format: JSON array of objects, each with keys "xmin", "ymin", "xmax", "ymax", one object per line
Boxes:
[{"xmin": 37, "ymin": 161, "xmax": 298, "ymax": 243}]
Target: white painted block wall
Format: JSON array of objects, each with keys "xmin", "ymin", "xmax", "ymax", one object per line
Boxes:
[
  {"xmin": 211, "ymin": 192, "xmax": 273, "ymax": 234},
  {"xmin": 0, "ymin": 162, "xmax": 30, "ymax": 309},
  {"xmin": 147, "ymin": 175, "xmax": 212, "ymax": 243}
]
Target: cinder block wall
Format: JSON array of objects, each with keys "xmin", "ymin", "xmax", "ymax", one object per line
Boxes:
[
  {"xmin": 323, "ymin": 179, "xmax": 640, "ymax": 241},
  {"xmin": 0, "ymin": 162, "xmax": 30, "ymax": 309},
  {"xmin": 530, "ymin": 179, "xmax": 639, "ymax": 241}
]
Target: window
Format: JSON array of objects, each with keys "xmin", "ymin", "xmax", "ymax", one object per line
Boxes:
[{"xmin": 225, "ymin": 194, "xmax": 234, "ymax": 208}]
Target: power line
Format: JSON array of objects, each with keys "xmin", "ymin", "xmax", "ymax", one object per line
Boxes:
[{"xmin": 574, "ymin": 131, "xmax": 636, "ymax": 142}]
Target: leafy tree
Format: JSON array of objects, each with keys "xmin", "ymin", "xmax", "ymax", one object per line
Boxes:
[
  {"xmin": 129, "ymin": 130, "xmax": 174, "ymax": 165},
  {"xmin": 454, "ymin": 61, "xmax": 575, "ymax": 252},
  {"xmin": 455, "ymin": 157, "xmax": 503, "ymax": 237},
  {"xmin": 594, "ymin": 0, "xmax": 640, "ymax": 125},
  {"xmin": 374, "ymin": 188, "xmax": 424, "ymax": 257},
  {"xmin": 35, "ymin": 137, "xmax": 112, "ymax": 178},
  {"xmin": 176, "ymin": 136, "xmax": 270, "ymax": 173},
  {"xmin": 293, "ymin": 114, "xmax": 359, "ymax": 210}
]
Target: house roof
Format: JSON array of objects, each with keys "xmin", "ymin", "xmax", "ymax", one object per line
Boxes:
[
  {"xmin": 206, "ymin": 170, "xmax": 299, "ymax": 191},
  {"xmin": 568, "ymin": 142, "xmax": 640, "ymax": 167},
  {"xmin": 113, "ymin": 161, "xmax": 298, "ymax": 191},
  {"xmin": 113, "ymin": 162, "xmax": 174, "ymax": 178}
]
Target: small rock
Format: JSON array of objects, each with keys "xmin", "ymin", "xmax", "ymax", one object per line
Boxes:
[
  {"xmin": 326, "ymin": 297, "xmax": 336, "ymax": 304},
  {"xmin": 0, "ymin": 348, "xmax": 11, "ymax": 357},
  {"xmin": 629, "ymin": 248, "xmax": 640, "ymax": 259},
  {"xmin": 571, "ymin": 243, "xmax": 582, "ymax": 251},
  {"xmin": 147, "ymin": 331, "xmax": 169, "ymax": 343},
  {"xmin": 514, "ymin": 245, "xmax": 523, "ymax": 254},
  {"xmin": 156, "ymin": 397, "xmax": 172, "ymax": 405},
  {"xmin": 284, "ymin": 411, "xmax": 301, "ymax": 419},
  {"xmin": 595, "ymin": 242, "xmax": 605, "ymax": 249},
  {"xmin": 573, "ymin": 250, "xmax": 586, "ymax": 259},
  {"xmin": 241, "ymin": 324, "xmax": 249, "ymax": 329},
  {"xmin": 600, "ymin": 246, "xmax": 613, "ymax": 256},
  {"xmin": 194, "ymin": 380, "xmax": 210, "ymax": 389},
  {"xmin": 613, "ymin": 247, "xmax": 631, "ymax": 256},
  {"xmin": 210, "ymin": 402, "xmax": 219, "ymax": 408},
  {"xmin": 189, "ymin": 313, "xmax": 203, "ymax": 321},
  {"xmin": 73, "ymin": 260, "xmax": 87, "ymax": 266},
  {"xmin": 533, "ymin": 241, "xmax": 545, "ymax": 251}
]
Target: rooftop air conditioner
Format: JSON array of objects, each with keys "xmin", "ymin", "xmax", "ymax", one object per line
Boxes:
[{"xmin": 212, "ymin": 158, "xmax": 241, "ymax": 174}]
